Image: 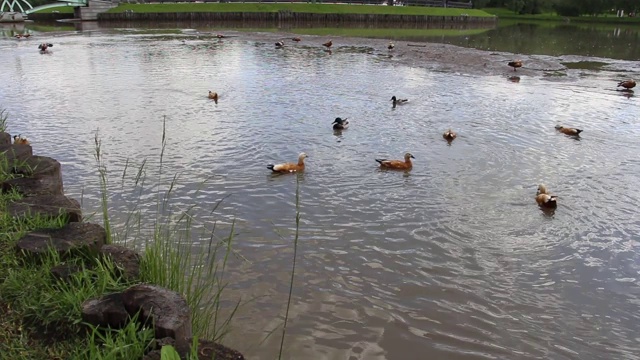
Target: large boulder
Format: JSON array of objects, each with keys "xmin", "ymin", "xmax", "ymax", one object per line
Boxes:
[
  {"xmin": 2, "ymin": 156, "xmax": 64, "ymax": 197},
  {"xmin": 0, "ymin": 143, "xmax": 33, "ymax": 165},
  {"xmin": 7, "ymin": 194, "xmax": 82, "ymax": 222},
  {"xmin": 100, "ymin": 244, "xmax": 141, "ymax": 280},
  {"xmin": 122, "ymin": 284, "xmax": 192, "ymax": 349},
  {"xmin": 16, "ymin": 222, "xmax": 105, "ymax": 257},
  {"xmin": 0, "ymin": 132, "xmax": 10, "ymax": 145}
]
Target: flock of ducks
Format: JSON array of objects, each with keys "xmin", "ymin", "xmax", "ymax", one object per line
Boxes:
[
  {"xmin": 11, "ymin": 33, "xmax": 54, "ymax": 53},
  {"xmin": 200, "ymin": 45, "xmax": 635, "ymax": 211},
  {"xmin": 9, "ymin": 32, "xmax": 634, "ymax": 212}
]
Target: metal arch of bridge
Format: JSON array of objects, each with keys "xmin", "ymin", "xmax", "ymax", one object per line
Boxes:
[
  {"xmin": 25, "ymin": 1, "xmax": 87, "ymax": 14},
  {"xmin": 0, "ymin": 0, "xmax": 88, "ymax": 14}
]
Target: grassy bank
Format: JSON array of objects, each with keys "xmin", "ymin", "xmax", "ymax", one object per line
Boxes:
[
  {"xmin": 484, "ymin": 7, "xmax": 640, "ymax": 24},
  {"xmin": 0, "ymin": 116, "xmax": 238, "ymax": 358},
  {"xmin": 104, "ymin": 3, "xmax": 493, "ymax": 16}
]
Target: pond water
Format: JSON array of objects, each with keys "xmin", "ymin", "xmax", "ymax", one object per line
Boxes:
[{"xmin": 1, "ymin": 22, "xmax": 640, "ymax": 360}]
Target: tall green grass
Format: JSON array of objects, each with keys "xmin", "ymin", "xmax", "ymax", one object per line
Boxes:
[
  {"xmin": 0, "ymin": 108, "xmax": 8, "ymax": 133},
  {"xmin": 92, "ymin": 120, "xmax": 240, "ymax": 342},
  {"xmin": 278, "ymin": 174, "xmax": 302, "ymax": 359}
]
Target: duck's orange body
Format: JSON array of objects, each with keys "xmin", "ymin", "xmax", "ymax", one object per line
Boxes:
[
  {"xmin": 536, "ymin": 184, "xmax": 557, "ymax": 208},
  {"xmin": 267, "ymin": 153, "xmax": 308, "ymax": 173},
  {"xmin": 208, "ymin": 91, "xmax": 219, "ymax": 103},
  {"xmin": 618, "ymin": 80, "xmax": 636, "ymax": 89},
  {"xmin": 375, "ymin": 153, "xmax": 414, "ymax": 170},
  {"xmin": 322, "ymin": 40, "xmax": 333, "ymax": 48},
  {"xmin": 292, "ymin": 37, "xmax": 301, "ymax": 42},
  {"xmin": 508, "ymin": 60, "xmax": 523, "ymax": 71},
  {"xmin": 555, "ymin": 125, "xmax": 582, "ymax": 136}
]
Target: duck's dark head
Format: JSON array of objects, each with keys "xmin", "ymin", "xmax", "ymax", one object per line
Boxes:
[
  {"xmin": 333, "ymin": 117, "xmax": 346, "ymax": 124},
  {"xmin": 391, "ymin": 96, "xmax": 397, "ymax": 101}
]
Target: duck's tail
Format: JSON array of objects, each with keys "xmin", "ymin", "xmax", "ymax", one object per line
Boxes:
[
  {"xmin": 267, "ymin": 164, "xmax": 275, "ymax": 171},
  {"xmin": 375, "ymin": 159, "xmax": 385, "ymax": 165},
  {"xmin": 548, "ymin": 196, "xmax": 558, "ymax": 203},
  {"xmin": 575, "ymin": 129, "xmax": 583, "ymax": 134}
]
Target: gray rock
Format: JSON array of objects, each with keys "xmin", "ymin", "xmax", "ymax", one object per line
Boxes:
[
  {"xmin": 2, "ymin": 156, "xmax": 64, "ymax": 197},
  {"xmin": 7, "ymin": 195, "xmax": 82, "ymax": 222},
  {"xmin": 100, "ymin": 244, "xmax": 141, "ymax": 280},
  {"xmin": 122, "ymin": 284, "xmax": 192, "ymax": 349},
  {"xmin": 50, "ymin": 263, "xmax": 84, "ymax": 282},
  {"xmin": 144, "ymin": 337, "xmax": 245, "ymax": 360},
  {"xmin": 81, "ymin": 292, "xmax": 129, "ymax": 329},
  {"xmin": 0, "ymin": 143, "xmax": 33, "ymax": 165},
  {"xmin": 16, "ymin": 222, "xmax": 105, "ymax": 257},
  {"xmin": 0, "ymin": 132, "xmax": 10, "ymax": 145}
]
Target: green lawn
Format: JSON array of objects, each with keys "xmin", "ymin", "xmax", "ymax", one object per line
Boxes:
[
  {"xmin": 107, "ymin": 3, "xmax": 494, "ymax": 16},
  {"xmin": 483, "ymin": 7, "xmax": 640, "ymax": 24},
  {"xmin": 292, "ymin": 27, "xmax": 491, "ymax": 38}
]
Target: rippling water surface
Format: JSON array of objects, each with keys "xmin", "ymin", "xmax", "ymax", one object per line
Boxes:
[{"xmin": 1, "ymin": 28, "xmax": 640, "ymax": 360}]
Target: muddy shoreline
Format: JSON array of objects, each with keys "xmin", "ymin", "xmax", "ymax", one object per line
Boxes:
[{"xmin": 197, "ymin": 30, "xmax": 567, "ymax": 77}]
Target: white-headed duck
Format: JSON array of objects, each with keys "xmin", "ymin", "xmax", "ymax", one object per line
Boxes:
[
  {"xmin": 332, "ymin": 117, "xmax": 349, "ymax": 130},
  {"xmin": 275, "ymin": 41, "xmax": 285, "ymax": 48},
  {"xmin": 617, "ymin": 79, "xmax": 636, "ymax": 90},
  {"xmin": 208, "ymin": 91, "xmax": 219, "ymax": 103},
  {"xmin": 388, "ymin": 42, "xmax": 395, "ymax": 50},
  {"xmin": 391, "ymin": 96, "xmax": 408, "ymax": 108},
  {"xmin": 508, "ymin": 60, "xmax": 523, "ymax": 71},
  {"xmin": 322, "ymin": 40, "xmax": 332, "ymax": 48},
  {"xmin": 375, "ymin": 152, "xmax": 414, "ymax": 170},
  {"xmin": 536, "ymin": 184, "xmax": 558, "ymax": 208},
  {"xmin": 267, "ymin": 153, "xmax": 308, "ymax": 173},
  {"xmin": 443, "ymin": 129, "xmax": 457, "ymax": 141},
  {"xmin": 555, "ymin": 125, "xmax": 582, "ymax": 136},
  {"xmin": 13, "ymin": 134, "xmax": 30, "ymax": 145}
]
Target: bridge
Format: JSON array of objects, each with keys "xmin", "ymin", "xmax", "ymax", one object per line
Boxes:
[{"xmin": 0, "ymin": 0, "xmax": 88, "ymax": 14}]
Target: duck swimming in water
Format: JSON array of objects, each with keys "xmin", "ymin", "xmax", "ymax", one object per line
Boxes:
[
  {"xmin": 535, "ymin": 184, "xmax": 558, "ymax": 208},
  {"xmin": 443, "ymin": 129, "xmax": 457, "ymax": 142},
  {"xmin": 38, "ymin": 43, "xmax": 53, "ymax": 52},
  {"xmin": 555, "ymin": 125, "xmax": 582, "ymax": 136},
  {"xmin": 391, "ymin": 96, "xmax": 408, "ymax": 108},
  {"xmin": 375, "ymin": 152, "xmax": 415, "ymax": 170},
  {"xmin": 267, "ymin": 153, "xmax": 308, "ymax": 173},
  {"xmin": 275, "ymin": 41, "xmax": 285, "ymax": 48},
  {"xmin": 322, "ymin": 40, "xmax": 333, "ymax": 48},
  {"xmin": 208, "ymin": 91, "xmax": 219, "ymax": 103},
  {"xmin": 332, "ymin": 117, "xmax": 349, "ymax": 130}
]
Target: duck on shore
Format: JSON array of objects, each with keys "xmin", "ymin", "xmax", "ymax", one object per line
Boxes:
[{"xmin": 508, "ymin": 60, "xmax": 523, "ymax": 71}]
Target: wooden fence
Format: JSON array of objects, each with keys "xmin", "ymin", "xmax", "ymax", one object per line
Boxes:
[{"xmin": 121, "ymin": 0, "xmax": 474, "ymax": 9}]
